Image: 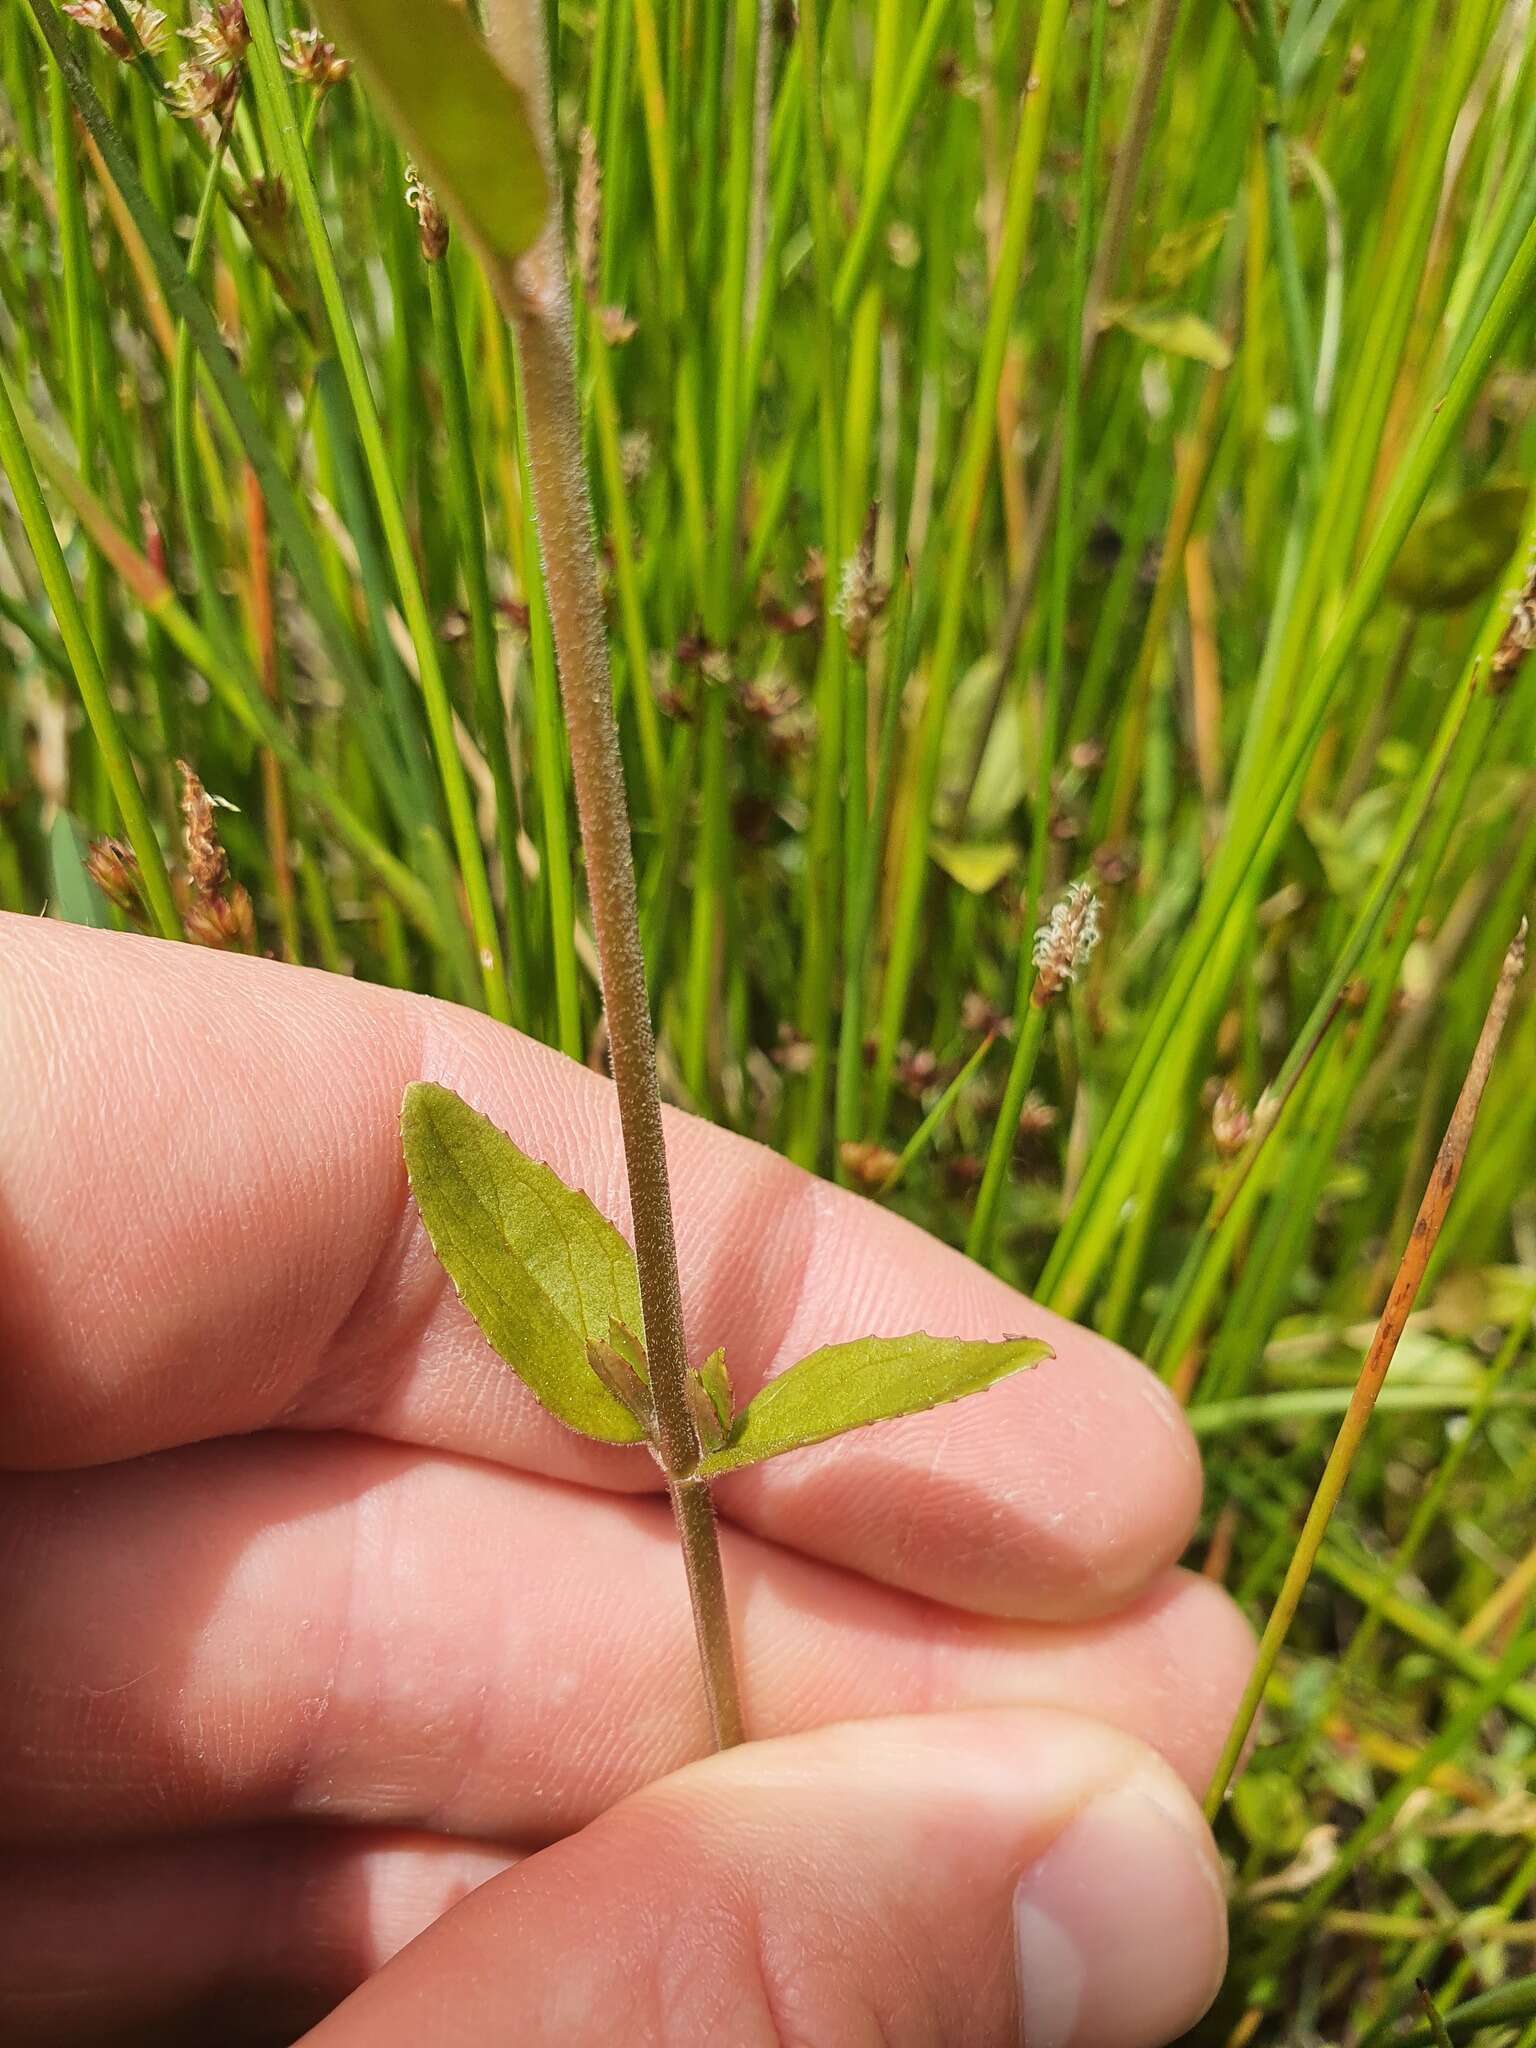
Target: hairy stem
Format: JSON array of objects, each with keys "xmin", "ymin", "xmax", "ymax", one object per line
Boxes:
[{"xmin": 484, "ymin": 0, "xmax": 744, "ymax": 1748}]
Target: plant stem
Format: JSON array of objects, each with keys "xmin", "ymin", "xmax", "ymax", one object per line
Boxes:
[
  {"xmin": 1203, "ymin": 918, "xmax": 1527, "ymax": 1818},
  {"xmin": 672, "ymin": 1478, "xmax": 747, "ymax": 1749},
  {"xmin": 0, "ymin": 352, "xmax": 181, "ymax": 939},
  {"xmin": 485, "ymin": 0, "xmax": 744, "ymax": 1749}
]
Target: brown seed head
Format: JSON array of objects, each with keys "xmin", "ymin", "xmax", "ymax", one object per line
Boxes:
[
  {"xmin": 895, "ymin": 1045, "xmax": 940, "ymax": 1097},
  {"xmin": 833, "ymin": 505, "xmax": 887, "ymax": 661},
  {"xmin": 1091, "ymin": 839, "xmax": 1138, "ymax": 888},
  {"xmin": 177, "ymin": 758, "xmax": 229, "ymax": 899},
  {"xmin": 64, "ymin": 0, "xmax": 168, "ymax": 58},
  {"xmin": 280, "ymin": 25, "xmax": 349, "ymax": 89},
  {"xmin": 619, "ymin": 429, "xmax": 653, "ymax": 489},
  {"xmin": 770, "ymin": 1023, "xmax": 816, "ymax": 1075},
  {"xmin": 596, "ymin": 305, "xmax": 638, "ymax": 346},
  {"xmin": 1017, "ymin": 1091, "xmax": 1058, "ymax": 1137},
  {"xmin": 960, "ymin": 990, "xmax": 1007, "ymax": 1037},
  {"xmin": 404, "ymin": 163, "xmax": 449, "ymax": 263},
  {"xmin": 182, "ymin": 882, "xmax": 255, "ymax": 951},
  {"xmin": 85, "ymin": 836, "xmax": 145, "ymax": 916},
  {"xmin": 1210, "ymin": 1082, "xmax": 1253, "ymax": 1158},
  {"xmin": 181, "ymin": 2, "xmax": 248, "ymax": 68},
  {"xmin": 737, "ymin": 672, "xmax": 802, "ymax": 724},
  {"xmin": 167, "ymin": 61, "xmax": 221, "ymax": 118},
  {"xmin": 1490, "ymin": 561, "xmax": 1536, "ymax": 693},
  {"xmin": 575, "ymin": 127, "xmax": 602, "ymax": 305},
  {"xmin": 840, "ymin": 1140, "xmax": 901, "ymax": 1189},
  {"xmin": 1031, "ymin": 880, "xmax": 1102, "ymax": 1005}
]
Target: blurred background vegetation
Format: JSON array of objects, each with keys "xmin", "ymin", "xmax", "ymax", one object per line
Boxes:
[{"xmin": 1, "ymin": 0, "xmax": 1535, "ymax": 2037}]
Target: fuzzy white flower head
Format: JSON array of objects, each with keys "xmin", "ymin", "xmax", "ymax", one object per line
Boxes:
[
  {"xmin": 63, "ymin": 1, "xmax": 169, "ymax": 57},
  {"xmin": 1031, "ymin": 880, "xmax": 1101, "ymax": 1002}
]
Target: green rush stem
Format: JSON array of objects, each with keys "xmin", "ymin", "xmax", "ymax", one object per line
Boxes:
[
  {"xmin": 1186, "ymin": 1383, "xmax": 1536, "ymax": 1435},
  {"xmin": 985, "ymin": 0, "xmax": 1183, "ymax": 713},
  {"xmin": 967, "ymin": 0, "xmax": 1107, "ymax": 1270},
  {"xmin": 26, "ymin": 0, "xmax": 379, "ymax": 717},
  {"xmin": 1041, "ymin": 194, "xmax": 1536, "ymax": 1318},
  {"xmin": 170, "ymin": 120, "xmax": 244, "ymax": 673},
  {"xmin": 881, "ymin": 1031, "xmax": 999, "ymax": 1195},
  {"xmin": 1245, "ymin": 0, "xmax": 1325, "ymax": 493},
  {"xmin": 427, "ymin": 245, "xmax": 530, "ymax": 1027},
  {"xmin": 0, "ymin": 351, "xmax": 181, "ymax": 937},
  {"xmin": 1250, "ymin": 1617, "xmax": 1536, "ymax": 1989},
  {"xmin": 834, "ymin": 564, "xmax": 914, "ymax": 1151},
  {"xmin": 12, "ymin": 367, "xmax": 451, "ymax": 947},
  {"xmin": 1147, "ymin": 659, "xmax": 1483, "ymax": 1377},
  {"xmin": 1203, "ymin": 921, "xmax": 1527, "ymax": 1819},
  {"xmin": 1325, "ymin": 1289, "xmax": 1536, "ymax": 1699},
  {"xmin": 871, "ymin": 0, "xmax": 1072, "ymax": 1124},
  {"xmin": 512, "ymin": 360, "xmax": 583, "ymax": 1062},
  {"xmin": 789, "ymin": 0, "xmax": 848, "ymax": 1169},
  {"xmin": 243, "ymin": 0, "xmax": 511, "ymax": 1024},
  {"xmin": 47, "ymin": 60, "xmax": 109, "ymax": 690},
  {"xmin": 682, "ymin": 0, "xmax": 763, "ymax": 1107},
  {"xmin": 587, "ymin": 328, "xmax": 665, "ymax": 816},
  {"xmin": 832, "ymin": 0, "xmax": 961, "ymax": 324},
  {"xmin": 966, "ymin": 1002, "xmax": 1048, "ymax": 1264}
]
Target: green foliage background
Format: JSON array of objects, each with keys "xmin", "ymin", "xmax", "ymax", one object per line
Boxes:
[{"xmin": 1, "ymin": 0, "xmax": 1535, "ymax": 2037}]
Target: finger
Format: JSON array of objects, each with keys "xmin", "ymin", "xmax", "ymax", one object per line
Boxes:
[
  {"xmin": 306, "ymin": 1708, "xmax": 1229, "ymax": 2048},
  {"xmin": 0, "ymin": 1434, "xmax": 1252, "ymax": 1843},
  {"xmin": 1, "ymin": 918, "xmax": 1199, "ymax": 1620},
  {"xmin": 0, "ymin": 1829, "xmax": 515, "ymax": 2045}
]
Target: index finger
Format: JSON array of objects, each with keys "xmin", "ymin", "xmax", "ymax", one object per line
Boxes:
[{"xmin": 0, "ymin": 917, "xmax": 1201, "ymax": 1620}]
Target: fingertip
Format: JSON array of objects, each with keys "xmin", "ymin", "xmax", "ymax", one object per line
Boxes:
[
  {"xmin": 306, "ymin": 1708, "xmax": 1228, "ymax": 2048},
  {"xmin": 1014, "ymin": 1762, "xmax": 1228, "ymax": 2048}
]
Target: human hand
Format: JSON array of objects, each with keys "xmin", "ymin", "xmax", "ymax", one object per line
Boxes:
[{"xmin": 0, "ymin": 917, "xmax": 1251, "ymax": 2046}]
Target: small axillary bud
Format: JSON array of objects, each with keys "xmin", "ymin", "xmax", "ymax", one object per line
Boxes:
[
  {"xmin": 585, "ymin": 1334, "xmax": 655, "ymax": 1434},
  {"xmin": 684, "ymin": 1373, "xmax": 728, "ymax": 1454},
  {"xmin": 686, "ymin": 1347, "xmax": 734, "ymax": 1454}
]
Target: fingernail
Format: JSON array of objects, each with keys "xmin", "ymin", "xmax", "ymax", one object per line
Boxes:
[{"xmin": 1013, "ymin": 1774, "xmax": 1227, "ymax": 2048}]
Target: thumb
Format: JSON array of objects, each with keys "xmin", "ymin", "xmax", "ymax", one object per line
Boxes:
[{"xmin": 302, "ymin": 1707, "xmax": 1228, "ymax": 2048}]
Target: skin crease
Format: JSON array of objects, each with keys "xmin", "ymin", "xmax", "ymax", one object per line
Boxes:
[{"xmin": 0, "ymin": 918, "xmax": 1252, "ymax": 2046}]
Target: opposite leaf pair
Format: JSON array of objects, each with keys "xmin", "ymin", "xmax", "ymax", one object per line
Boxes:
[{"xmin": 400, "ymin": 1082, "xmax": 1051, "ymax": 1481}]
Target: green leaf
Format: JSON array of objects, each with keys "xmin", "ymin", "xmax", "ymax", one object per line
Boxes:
[
  {"xmin": 931, "ymin": 836, "xmax": 1020, "ymax": 895},
  {"xmin": 47, "ymin": 812, "xmax": 109, "ymax": 928},
  {"xmin": 400, "ymin": 1081, "xmax": 647, "ymax": 1444},
  {"xmin": 935, "ymin": 655, "xmax": 1027, "ymax": 833},
  {"xmin": 1386, "ymin": 479, "xmax": 1528, "ymax": 613},
  {"xmin": 697, "ymin": 1332, "xmax": 1052, "ymax": 1477},
  {"xmin": 309, "ymin": 0, "xmax": 548, "ymax": 269},
  {"xmin": 1145, "ymin": 211, "xmax": 1231, "ymax": 295},
  {"xmin": 1231, "ymin": 1771, "xmax": 1308, "ymax": 1855},
  {"xmin": 1104, "ymin": 304, "xmax": 1234, "ymax": 370}
]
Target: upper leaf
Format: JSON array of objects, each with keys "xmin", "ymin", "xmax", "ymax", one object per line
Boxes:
[
  {"xmin": 1103, "ymin": 303, "xmax": 1234, "ymax": 371},
  {"xmin": 1387, "ymin": 479, "xmax": 1527, "ymax": 614},
  {"xmin": 400, "ymin": 1082, "xmax": 646, "ymax": 1445},
  {"xmin": 930, "ymin": 835, "xmax": 1021, "ymax": 896},
  {"xmin": 695, "ymin": 1332, "xmax": 1051, "ymax": 1477},
  {"xmin": 1144, "ymin": 211, "xmax": 1231, "ymax": 296},
  {"xmin": 309, "ymin": 0, "xmax": 548, "ymax": 267}
]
